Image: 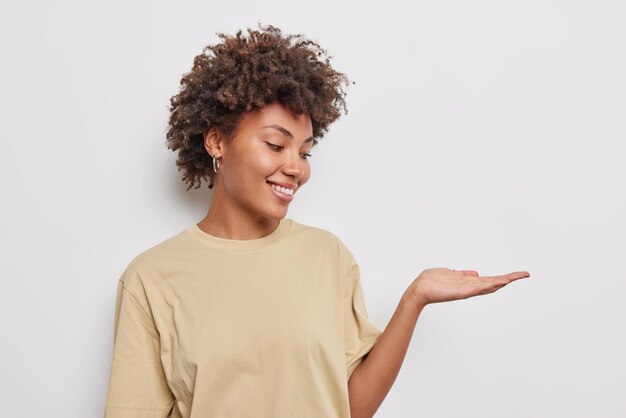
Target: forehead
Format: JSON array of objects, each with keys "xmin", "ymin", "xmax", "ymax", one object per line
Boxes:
[{"xmin": 244, "ymin": 102, "xmax": 313, "ymax": 136}]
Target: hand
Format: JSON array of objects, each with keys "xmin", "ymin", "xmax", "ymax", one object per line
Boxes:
[{"xmin": 408, "ymin": 268, "xmax": 530, "ymax": 307}]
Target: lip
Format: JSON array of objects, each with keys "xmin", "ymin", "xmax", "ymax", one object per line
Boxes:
[
  {"xmin": 267, "ymin": 181, "xmax": 294, "ymax": 203},
  {"xmin": 267, "ymin": 180, "xmax": 297, "ymax": 189}
]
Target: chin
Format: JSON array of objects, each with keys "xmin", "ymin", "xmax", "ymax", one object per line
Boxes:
[
  {"xmin": 251, "ymin": 207, "xmax": 287, "ymax": 222},
  {"xmin": 267, "ymin": 207, "xmax": 289, "ymax": 220},
  {"xmin": 271, "ymin": 211, "xmax": 288, "ymax": 220}
]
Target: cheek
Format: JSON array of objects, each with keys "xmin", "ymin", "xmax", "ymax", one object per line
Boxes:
[
  {"xmin": 246, "ymin": 149, "xmax": 276, "ymax": 174},
  {"xmin": 222, "ymin": 156, "xmax": 265, "ymax": 193},
  {"xmin": 237, "ymin": 153, "xmax": 274, "ymax": 180}
]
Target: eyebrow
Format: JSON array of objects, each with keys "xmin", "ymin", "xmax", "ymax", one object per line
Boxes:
[{"xmin": 261, "ymin": 124, "xmax": 316, "ymax": 144}]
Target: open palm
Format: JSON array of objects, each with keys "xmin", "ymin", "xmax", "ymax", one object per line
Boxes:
[{"xmin": 410, "ymin": 267, "xmax": 530, "ymax": 306}]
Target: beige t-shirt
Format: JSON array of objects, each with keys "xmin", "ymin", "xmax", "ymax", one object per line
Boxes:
[{"xmin": 104, "ymin": 218, "xmax": 382, "ymax": 418}]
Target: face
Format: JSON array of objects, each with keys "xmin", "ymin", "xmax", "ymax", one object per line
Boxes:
[{"xmin": 204, "ymin": 101, "xmax": 314, "ymax": 222}]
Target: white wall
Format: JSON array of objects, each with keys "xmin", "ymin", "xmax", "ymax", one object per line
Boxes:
[{"xmin": 1, "ymin": 1, "xmax": 624, "ymax": 417}]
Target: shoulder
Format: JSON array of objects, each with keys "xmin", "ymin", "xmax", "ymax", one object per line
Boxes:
[
  {"xmin": 119, "ymin": 227, "xmax": 190, "ymax": 289},
  {"xmin": 287, "ymin": 219, "xmax": 355, "ymax": 260},
  {"xmin": 288, "ymin": 220, "xmax": 360, "ymax": 288},
  {"xmin": 289, "ymin": 218, "xmax": 340, "ymax": 242}
]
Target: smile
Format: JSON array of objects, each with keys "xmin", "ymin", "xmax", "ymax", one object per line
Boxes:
[{"xmin": 267, "ymin": 182, "xmax": 294, "ymax": 196}]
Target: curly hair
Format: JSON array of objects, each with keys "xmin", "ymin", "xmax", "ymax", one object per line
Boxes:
[{"xmin": 165, "ymin": 24, "xmax": 352, "ymax": 190}]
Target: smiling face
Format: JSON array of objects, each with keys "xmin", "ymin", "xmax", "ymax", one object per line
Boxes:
[{"xmin": 204, "ymin": 101, "xmax": 314, "ymax": 224}]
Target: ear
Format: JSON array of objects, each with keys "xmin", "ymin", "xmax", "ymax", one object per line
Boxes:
[{"xmin": 203, "ymin": 126, "xmax": 225, "ymax": 159}]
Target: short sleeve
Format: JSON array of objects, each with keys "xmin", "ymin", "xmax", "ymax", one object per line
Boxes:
[
  {"xmin": 104, "ymin": 279, "xmax": 175, "ymax": 418},
  {"xmin": 343, "ymin": 255, "xmax": 382, "ymax": 380}
]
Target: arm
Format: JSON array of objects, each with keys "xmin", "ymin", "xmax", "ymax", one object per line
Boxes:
[
  {"xmin": 347, "ymin": 289, "xmax": 424, "ymax": 418},
  {"xmin": 104, "ymin": 279, "xmax": 175, "ymax": 417},
  {"xmin": 347, "ymin": 268, "xmax": 530, "ymax": 418}
]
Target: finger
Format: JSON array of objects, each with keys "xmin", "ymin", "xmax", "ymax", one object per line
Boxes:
[
  {"xmin": 479, "ymin": 283, "xmax": 507, "ymax": 295},
  {"xmin": 480, "ymin": 277, "xmax": 516, "ymax": 289},
  {"xmin": 459, "ymin": 270, "xmax": 479, "ymax": 277},
  {"xmin": 471, "ymin": 272, "xmax": 530, "ymax": 298},
  {"xmin": 480, "ymin": 271, "xmax": 530, "ymax": 284}
]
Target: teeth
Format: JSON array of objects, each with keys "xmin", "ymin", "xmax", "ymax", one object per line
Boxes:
[{"xmin": 269, "ymin": 183, "xmax": 294, "ymax": 196}]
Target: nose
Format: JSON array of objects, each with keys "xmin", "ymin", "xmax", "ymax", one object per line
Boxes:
[{"xmin": 281, "ymin": 149, "xmax": 304, "ymax": 180}]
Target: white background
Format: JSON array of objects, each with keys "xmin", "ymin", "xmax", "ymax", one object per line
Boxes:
[{"xmin": 1, "ymin": 1, "xmax": 625, "ymax": 417}]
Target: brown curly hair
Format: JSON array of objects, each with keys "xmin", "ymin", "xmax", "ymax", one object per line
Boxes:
[{"xmin": 165, "ymin": 23, "xmax": 352, "ymax": 190}]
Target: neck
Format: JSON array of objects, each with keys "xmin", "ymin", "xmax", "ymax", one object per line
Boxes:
[{"xmin": 197, "ymin": 186, "xmax": 280, "ymax": 240}]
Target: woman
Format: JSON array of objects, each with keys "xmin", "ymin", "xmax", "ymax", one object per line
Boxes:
[{"xmin": 103, "ymin": 25, "xmax": 530, "ymax": 418}]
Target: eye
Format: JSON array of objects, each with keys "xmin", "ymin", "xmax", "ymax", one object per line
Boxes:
[
  {"xmin": 265, "ymin": 142, "xmax": 284, "ymax": 151},
  {"xmin": 300, "ymin": 153, "xmax": 312, "ymax": 160}
]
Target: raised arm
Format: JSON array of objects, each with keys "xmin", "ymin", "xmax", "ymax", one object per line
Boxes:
[{"xmin": 347, "ymin": 268, "xmax": 530, "ymax": 418}]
